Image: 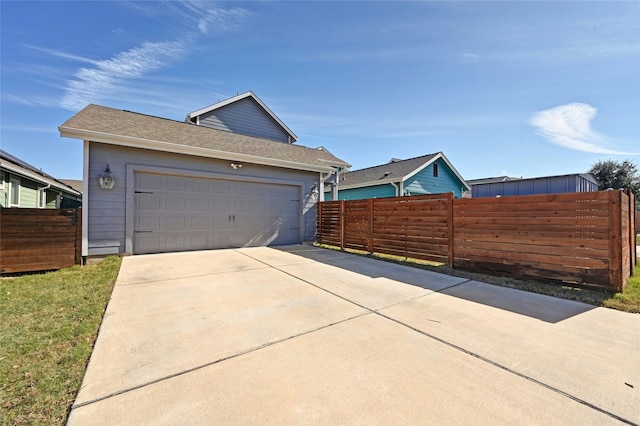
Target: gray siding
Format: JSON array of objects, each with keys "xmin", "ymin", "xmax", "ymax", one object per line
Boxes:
[
  {"xmin": 87, "ymin": 142, "xmax": 319, "ymax": 254},
  {"xmin": 196, "ymin": 98, "xmax": 290, "ymax": 143},
  {"xmin": 472, "ymin": 175, "xmax": 599, "ymax": 197}
]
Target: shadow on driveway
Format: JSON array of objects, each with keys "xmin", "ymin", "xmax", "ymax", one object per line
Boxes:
[{"xmin": 274, "ymin": 245, "xmax": 596, "ymax": 324}]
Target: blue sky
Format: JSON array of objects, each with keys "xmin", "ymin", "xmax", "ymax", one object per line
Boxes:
[{"xmin": 2, "ymin": 1, "xmax": 639, "ymax": 181}]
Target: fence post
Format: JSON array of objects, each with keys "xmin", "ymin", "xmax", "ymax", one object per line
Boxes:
[
  {"xmin": 75, "ymin": 208, "xmax": 82, "ymax": 265},
  {"xmin": 317, "ymin": 202, "xmax": 323, "ymax": 245},
  {"xmin": 368, "ymin": 198, "xmax": 374, "ymax": 254},
  {"xmin": 609, "ymin": 190, "xmax": 623, "ymax": 291},
  {"xmin": 448, "ymin": 193, "xmax": 454, "ymax": 267},
  {"xmin": 340, "ymin": 200, "xmax": 346, "ymax": 251},
  {"xmin": 627, "ymin": 190, "xmax": 636, "ymax": 272}
]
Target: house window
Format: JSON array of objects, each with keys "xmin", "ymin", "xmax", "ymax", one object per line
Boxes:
[
  {"xmin": 9, "ymin": 176, "xmax": 20, "ymax": 206},
  {"xmin": 0, "ymin": 172, "xmax": 5, "ymax": 190},
  {"xmin": 433, "ymin": 163, "xmax": 439, "ymax": 177}
]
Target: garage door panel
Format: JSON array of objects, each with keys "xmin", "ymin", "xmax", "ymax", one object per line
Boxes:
[
  {"xmin": 137, "ymin": 173, "xmax": 161, "ymax": 191},
  {"xmin": 166, "ymin": 197, "xmax": 186, "ymax": 210},
  {"xmin": 138, "ymin": 194, "xmax": 161, "ymax": 209},
  {"xmin": 212, "ymin": 181, "xmax": 231, "ymax": 193},
  {"xmin": 191, "ymin": 178, "xmax": 210, "ymax": 192},
  {"xmin": 191, "ymin": 198, "xmax": 210, "ymax": 210},
  {"xmin": 134, "ymin": 172, "xmax": 301, "ymax": 254}
]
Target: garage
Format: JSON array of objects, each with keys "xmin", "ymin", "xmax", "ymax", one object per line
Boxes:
[
  {"xmin": 134, "ymin": 172, "xmax": 301, "ymax": 254},
  {"xmin": 59, "ymin": 101, "xmax": 350, "ymax": 258}
]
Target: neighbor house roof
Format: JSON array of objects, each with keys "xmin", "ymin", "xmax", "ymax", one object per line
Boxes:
[
  {"xmin": 466, "ymin": 176, "xmax": 522, "ymax": 185},
  {"xmin": 336, "ymin": 152, "xmax": 469, "ymax": 190},
  {"xmin": 185, "ymin": 91, "xmax": 298, "ymax": 143},
  {"xmin": 0, "ymin": 150, "xmax": 82, "ymax": 197},
  {"xmin": 59, "ymin": 104, "xmax": 349, "ymax": 173},
  {"xmin": 59, "ymin": 179, "xmax": 83, "ymax": 193}
]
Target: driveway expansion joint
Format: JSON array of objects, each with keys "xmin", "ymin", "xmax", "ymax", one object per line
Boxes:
[
  {"xmin": 236, "ymin": 249, "xmax": 636, "ymax": 425},
  {"xmin": 115, "ymin": 266, "xmax": 272, "ymax": 287},
  {"xmin": 71, "ymin": 311, "xmax": 371, "ymax": 411}
]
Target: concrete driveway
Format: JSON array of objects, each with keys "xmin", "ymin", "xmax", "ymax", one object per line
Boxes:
[{"xmin": 67, "ymin": 245, "xmax": 639, "ymax": 425}]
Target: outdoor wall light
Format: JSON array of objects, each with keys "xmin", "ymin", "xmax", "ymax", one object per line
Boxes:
[
  {"xmin": 309, "ymin": 184, "xmax": 319, "ymax": 200},
  {"xmin": 99, "ymin": 164, "xmax": 115, "ymax": 189},
  {"xmin": 230, "ymin": 162, "xmax": 243, "ymax": 170}
]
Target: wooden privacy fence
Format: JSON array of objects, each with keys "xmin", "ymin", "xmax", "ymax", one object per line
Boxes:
[
  {"xmin": 317, "ymin": 191, "xmax": 636, "ymax": 292},
  {"xmin": 0, "ymin": 208, "xmax": 82, "ymax": 274}
]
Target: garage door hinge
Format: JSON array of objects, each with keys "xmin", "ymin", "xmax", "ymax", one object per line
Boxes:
[{"xmin": 135, "ymin": 191, "xmax": 154, "ymax": 194}]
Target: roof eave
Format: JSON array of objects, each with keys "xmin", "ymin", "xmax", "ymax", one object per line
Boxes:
[
  {"xmin": 0, "ymin": 160, "xmax": 82, "ymax": 196},
  {"xmin": 59, "ymin": 126, "xmax": 338, "ymax": 174},
  {"xmin": 338, "ymin": 178, "xmax": 399, "ymax": 190}
]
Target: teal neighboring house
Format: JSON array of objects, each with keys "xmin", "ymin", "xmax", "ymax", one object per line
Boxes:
[
  {"xmin": 326, "ymin": 152, "xmax": 469, "ymax": 201},
  {"xmin": 0, "ymin": 150, "xmax": 82, "ymax": 209}
]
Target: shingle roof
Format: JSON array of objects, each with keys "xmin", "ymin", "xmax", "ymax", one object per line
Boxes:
[
  {"xmin": 59, "ymin": 104, "xmax": 349, "ymax": 172},
  {"xmin": 0, "ymin": 150, "xmax": 82, "ymax": 196},
  {"xmin": 339, "ymin": 153, "xmax": 440, "ymax": 187}
]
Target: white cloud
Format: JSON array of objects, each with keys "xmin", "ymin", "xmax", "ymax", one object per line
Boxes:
[
  {"xmin": 60, "ymin": 41, "xmax": 185, "ymax": 110},
  {"xmin": 198, "ymin": 7, "xmax": 249, "ymax": 34},
  {"xmin": 59, "ymin": 4, "xmax": 249, "ymax": 110},
  {"xmin": 529, "ymin": 103, "xmax": 628, "ymax": 155}
]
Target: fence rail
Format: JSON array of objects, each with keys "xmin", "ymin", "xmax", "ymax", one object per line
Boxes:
[
  {"xmin": 0, "ymin": 208, "xmax": 82, "ymax": 274},
  {"xmin": 317, "ymin": 191, "xmax": 636, "ymax": 292}
]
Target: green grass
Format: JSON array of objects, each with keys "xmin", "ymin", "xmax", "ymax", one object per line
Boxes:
[
  {"xmin": 315, "ymin": 244, "xmax": 640, "ymax": 313},
  {"xmin": 603, "ymin": 264, "xmax": 640, "ymax": 313},
  {"xmin": 0, "ymin": 257, "xmax": 121, "ymax": 425}
]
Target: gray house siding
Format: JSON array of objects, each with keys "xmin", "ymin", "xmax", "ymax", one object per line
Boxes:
[
  {"xmin": 87, "ymin": 142, "xmax": 319, "ymax": 255},
  {"xmin": 471, "ymin": 174, "xmax": 599, "ymax": 197},
  {"xmin": 196, "ymin": 98, "xmax": 290, "ymax": 143}
]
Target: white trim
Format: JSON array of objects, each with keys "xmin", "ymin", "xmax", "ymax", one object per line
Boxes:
[
  {"xmin": 82, "ymin": 141, "xmax": 89, "ymax": 257},
  {"xmin": 402, "ymin": 152, "xmax": 470, "ymax": 191},
  {"xmin": 8, "ymin": 176, "xmax": 20, "ymax": 207},
  {"xmin": 59, "ymin": 126, "xmax": 341, "ymax": 174},
  {"xmin": 337, "ymin": 178, "xmax": 400, "ymax": 191},
  {"xmin": 0, "ymin": 161, "xmax": 81, "ymax": 196},
  {"xmin": 186, "ymin": 91, "xmax": 298, "ymax": 142},
  {"xmin": 37, "ymin": 184, "xmax": 50, "ymax": 208},
  {"xmin": 124, "ymin": 163, "xmax": 306, "ymax": 254}
]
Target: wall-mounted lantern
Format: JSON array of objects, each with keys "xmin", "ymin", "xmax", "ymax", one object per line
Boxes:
[
  {"xmin": 99, "ymin": 164, "xmax": 115, "ymax": 189},
  {"xmin": 309, "ymin": 184, "xmax": 319, "ymax": 200}
]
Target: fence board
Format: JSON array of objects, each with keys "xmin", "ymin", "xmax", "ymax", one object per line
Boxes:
[
  {"xmin": 0, "ymin": 208, "xmax": 82, "ymax": 274},
  {"xmin": 317, "ymin": 191, "xmax": 635, "ymax": 291}
]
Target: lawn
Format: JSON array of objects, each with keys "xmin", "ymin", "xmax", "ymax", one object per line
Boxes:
[{"xmin": 0, "ymin": 256, "xmax": 121, "ymax": 425}]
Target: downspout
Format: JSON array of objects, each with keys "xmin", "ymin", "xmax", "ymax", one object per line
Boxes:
[
  {"xmin": 390, "ymin": 181, "xmax": 400, "ymax": 197},
  {"xmin": 37, "ymin": 183, "xmax": 51, "ymax": 208},
  {"xmin": 318, "ymin": 171, "xmax": 332, "ymax": 202},
  {"xmin": 332, "ymin": 167, "xmax": 344, "ymax": 201}
]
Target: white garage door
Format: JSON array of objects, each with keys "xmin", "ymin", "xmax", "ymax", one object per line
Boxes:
[{"xmin": 133, "ymin": 172, "xmax": 301, "ymax": 254}]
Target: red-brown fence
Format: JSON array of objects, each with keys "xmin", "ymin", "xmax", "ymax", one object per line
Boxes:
[
  {"xmin": 0, "ymin": 208, "xmax": 82, "ymax": 274},
  {"xmin": 317, "ymin": 191, "xmax": 636, "ymax": 292}
]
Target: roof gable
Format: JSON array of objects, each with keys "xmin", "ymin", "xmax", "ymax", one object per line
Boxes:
[
  {"xmin": 337, "ymin": 152, "xmax": 469, "ymax": 191},
  {"xmin": 338, "ymin": 153, "xmax": 439, "ymax": 187},
  {"xmin": 59, "ymin": 104, "xmax": 349, "ymax": 173},
  {"xmin": 186, "ymin": 91, "xmax": 298, "ymax": 143}
]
